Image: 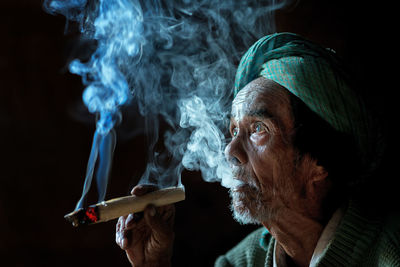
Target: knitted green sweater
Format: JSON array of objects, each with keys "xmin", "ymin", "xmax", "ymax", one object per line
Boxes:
[{"xmin": 215, "ymin": 201, "xmax": 400, "ymax": 267}]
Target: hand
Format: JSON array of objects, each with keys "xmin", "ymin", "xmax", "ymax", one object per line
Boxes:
[{"xmin": 115, "ymin": 185, "xmax": 175, "ymax": 267}]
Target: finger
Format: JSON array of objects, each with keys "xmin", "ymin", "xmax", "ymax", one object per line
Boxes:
[
  {"xmin": 131, "ymin": 184, "xmax": 159, "ymax": 196},
  {"xmin": 116, "ymin": 215, "xmax": 129, "ymax": 248},
  {"xmin": 121, "ymin": 229, "xmax": 130, "ymax": 250},
  {"xmin": 116, "ymin": 216, "xmax": 122, "ymax": 232},
  {"xmin": 115, "ymin": 216, "xmax": 127, "ymax": 249},
  {"xmin": 125, "ymin": 212, "xmax": 144, "ymax": 228},
  {"xmin": 125, "ymin": 213, "xmax": 143, "ymax": 229},
  {"xmin": 119, "ymin": 215, "xmax": 127, "ymax": 230},
  {"xmin": 116, "ymin": 217, "xmax": 125, "ymax": 248},
  {"xmin": 118, "ymin": 225, "xmax": 135, "ymax": 250},
  {"xmin": 116, "ymin": 231, "xmax": 126, "ymax": 249},
  {"xmin": 125, "ymin": 213, "xmax": 134, "ymax": 227}
]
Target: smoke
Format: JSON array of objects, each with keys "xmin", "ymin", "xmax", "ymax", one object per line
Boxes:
[{"xmin": 43, "ymin": 0, "xmax": 286, "ymax": 208}]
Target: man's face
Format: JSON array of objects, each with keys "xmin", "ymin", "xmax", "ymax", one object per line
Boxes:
[{"xmin": 226, "ymin": 78, "xmax": 306, "ymax": 224}]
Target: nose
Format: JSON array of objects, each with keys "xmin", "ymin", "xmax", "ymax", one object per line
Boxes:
[{"xmin": 225, "ymin": 137, "xmax": 247, "ymax": 166}]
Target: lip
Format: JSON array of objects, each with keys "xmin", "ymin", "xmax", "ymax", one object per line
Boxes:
[
  {"xmin": 231, "ymin": 167, "xmax": 249, "ymax": 182},
  {"xmin": 231, "ymin": 175, "xmax": 259, "ymax": 192},
  {"xmin": 231, "ymin": 183, "xmax": 252, "ymax": 193}
]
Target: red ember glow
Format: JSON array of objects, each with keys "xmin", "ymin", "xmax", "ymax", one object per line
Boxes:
[{"xmin": 86, "ymin": 207, "xmax": 98, "ymax": 222}]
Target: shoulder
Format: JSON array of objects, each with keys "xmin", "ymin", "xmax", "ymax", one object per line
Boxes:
[
  {"xmin": 215, "ymin": 228, "xmax": 272, "ymax": 267},
  {"xmin": 380, "ymin": 210, "xmax": 400, "ymax": 248},
  {"xmin": 367, "ymin": 210, "xmax": 400, "ymax": 266}
]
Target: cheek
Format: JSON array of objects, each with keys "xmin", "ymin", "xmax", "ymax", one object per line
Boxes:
[
  {"xmin": 249, "ymin": 133, "xmax": 270, "ymax": 148},
  {"xmin": 249, "ymin": 135, "xmax": 290, "ymax": 188},
  {"xmin": 248, "ymin": 136, "xmax": 274, "ymax": 184},
  {"xmin": 249, "ymin": 135, "xmax": 271, "ymax": 173}
]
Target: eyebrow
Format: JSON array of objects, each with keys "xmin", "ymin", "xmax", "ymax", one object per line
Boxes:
[
  {"xmin": 230, "ymin": 109, "xmax": 274, "ymax": 123},
  {"xmin": 246, "ymin": 109, "xmax": 273, "ymax": 119}
]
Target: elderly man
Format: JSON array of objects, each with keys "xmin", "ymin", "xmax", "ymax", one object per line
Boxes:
[{"xmin": 115, "ymin": 33, "xmax": 400, "ymax": 266}]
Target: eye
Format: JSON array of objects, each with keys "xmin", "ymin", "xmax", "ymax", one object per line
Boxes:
[
  {"xmin": 251, "ymin": 122, "xmax": 267, "ymax": 134},
  {"xmin": 231, "ymin": 127, "xmax": 238, "ymax": 137}
]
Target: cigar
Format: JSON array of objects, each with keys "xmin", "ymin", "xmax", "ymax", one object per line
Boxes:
[{"xmin": 64, "ymin": 186, "xmax": 185, "ymax": 227}]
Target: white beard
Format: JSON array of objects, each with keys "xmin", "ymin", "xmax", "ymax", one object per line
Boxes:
[
  {"xmin": 229, "ymin": 185, "xmax": 272, "ymax": 225},
  {"xmin": 230, "ymin": 190, "xmax": 260, "ymax": 225}
]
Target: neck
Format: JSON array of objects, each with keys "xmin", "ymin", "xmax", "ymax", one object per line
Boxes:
[{"xmin": 262, "ymin": 206, "xmax": 327, "ymax": 267}]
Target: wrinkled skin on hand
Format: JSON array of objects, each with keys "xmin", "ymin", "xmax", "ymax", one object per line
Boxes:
[{"xmin": 115, "ymin": 185, "xmax": 175, "ymax": 267}]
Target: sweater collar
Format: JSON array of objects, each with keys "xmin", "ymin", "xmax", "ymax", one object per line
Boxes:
[
  {"xmin": 317, "ymin": 199, "xmax": 381, "ymax": 266},
  {"xmin": 259, "ymin": 199, "xmax": 382, "ymax": 266}
]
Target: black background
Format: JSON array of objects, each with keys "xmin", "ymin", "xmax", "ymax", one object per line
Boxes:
[{"xmin": 1, "ymin": 0, "xmax": 398, "ymax": 266}]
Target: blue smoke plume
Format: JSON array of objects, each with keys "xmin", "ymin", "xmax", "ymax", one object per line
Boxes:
[{"xmin": 43, "ymin": 0, "xmax": 286, "ymax": 209}]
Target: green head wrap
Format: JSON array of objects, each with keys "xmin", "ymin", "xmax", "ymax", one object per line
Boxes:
[{"xmin": 234, "ymin": 32, "xmax": 383, "ymax": 179}]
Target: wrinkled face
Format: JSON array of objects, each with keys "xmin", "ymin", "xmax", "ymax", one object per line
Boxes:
[{"xmin": 226, "ymin": 78, "xmax": 305, "ymax": 224}]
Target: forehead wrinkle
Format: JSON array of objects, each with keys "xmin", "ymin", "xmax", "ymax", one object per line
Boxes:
[
  {"xmin": 246, "ymin": 109, "xmax": 273, "ymax": 120},
  {"xmin": 231, "ymin": 96, "xmax": 273, "ymax": 123},
  {"xmin": 230, "ymin": 109, "xmax": 274, "ymax": 127},
  {"xmin": 231, "ymin": 88, "xmax": 258, "ymax": 120},
  {"xmin": 230, "ymin": 78, "xmax": 294, "ymax": 140},
  {"xmin": 231, "ymin": 98, "xmax": 248, "ymax": 122}
]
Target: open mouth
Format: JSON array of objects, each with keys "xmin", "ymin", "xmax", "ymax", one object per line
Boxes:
[
  {"xmin": 232, "ymin": 182, "xmax": 254, "ymax": 192},
  {"xmin": 231, "ymin": 176, "xmax": 260, "ymax": 194}
]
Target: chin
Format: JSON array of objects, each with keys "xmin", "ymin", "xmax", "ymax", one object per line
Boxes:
[{"xmin": 229, "ymin": 185, "xmax": 266, "ymax": 225}]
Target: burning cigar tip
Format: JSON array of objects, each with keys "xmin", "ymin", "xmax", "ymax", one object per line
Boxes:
[
  {"xmin": 64, "ymin": 206, "xmax": 98, "ymax": 227},
  {"xmin": 65, "ymin": 186, "xmax": 185, "ymax": 227}
]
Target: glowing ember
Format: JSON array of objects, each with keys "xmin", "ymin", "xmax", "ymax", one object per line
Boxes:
[{"xmin": 85, "ymin": 207, "xmax": 99, "ymax": 223}]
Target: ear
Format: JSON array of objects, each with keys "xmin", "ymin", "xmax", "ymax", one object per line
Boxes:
[
  {"xmin": 301, "ymin": 155, "xmax": 328, "ymax": 184},
  {"xmin": 306, "ymin": 163, "xmax": 330, "ymax": 201},
  {"xmin": 311, "ymin": 164, "xmax": 328, "ymax": 183}
]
